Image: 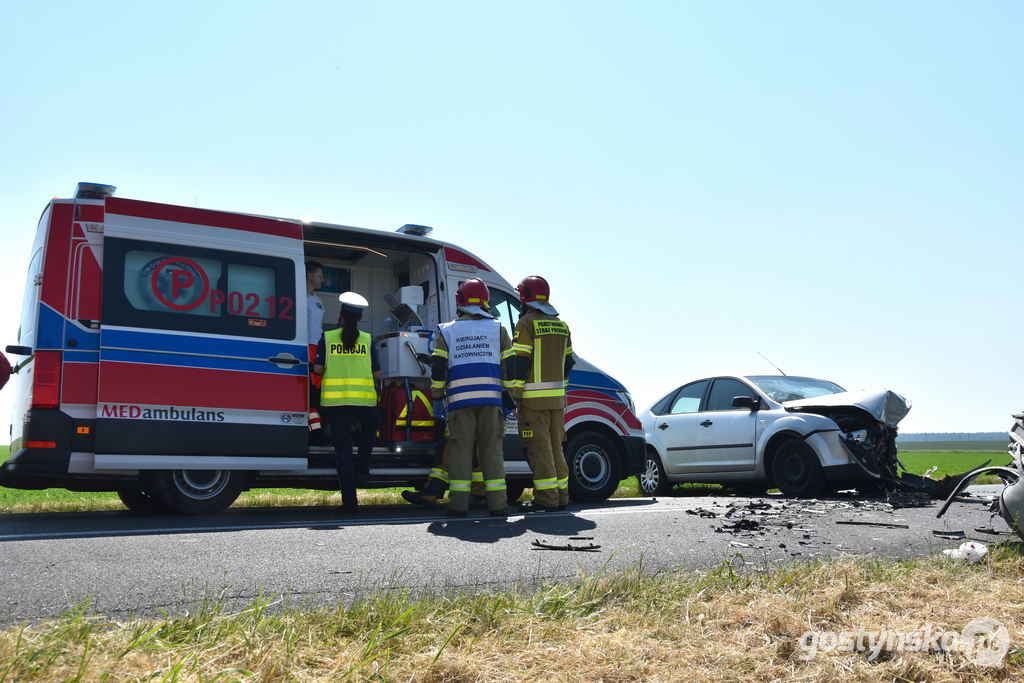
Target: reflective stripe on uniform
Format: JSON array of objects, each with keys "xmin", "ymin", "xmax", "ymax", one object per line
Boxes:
[
  {"xmin": 485, "ymin": 479, "xmax": 506, "ymax": 491},
  {"xmin": 557, "ymin": 477, "xmax": 568, "ymax": 490},
  {"xmin": 534, "ymin": 477, "xmax": 558, "ymax": 490},
  {"xmin": 449, "ymin": 376, "xmax": 500, "ymax": 390},
  {"xmin": 450, "ymin": 480, "xmax": 472, "ymax": 492},
  {"xmin": 472, "ymin": 471, "xmax": 484, "ymax": 482},
  {"xmin": 429, "ymin": 468, "xmax": 450, "ymax": 483}
]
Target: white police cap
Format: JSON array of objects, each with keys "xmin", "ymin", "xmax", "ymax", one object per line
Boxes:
[{"xmin": 339, "ymin": 291, "xmax": 369, "ymax": 313}]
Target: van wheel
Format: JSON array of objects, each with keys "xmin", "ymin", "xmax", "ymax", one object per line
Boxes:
[
  {"xmin": 116, "ymin": 488, "xmax": 168, "ymax": 514},
  {"xmin": 148, "ymin": 469, "xmax": 245, "ymax": 515},
  {"xmin": 505, "ymin": 479, "xmax": 529, "ymax": 504},
  {"xmin": 565, "ymin": 432, "xmax": 622, "ymax": 503},
  {"xmin": 639, "ymin": 451, "xmax": 673, "ymax": 497},
  {"xmin": 771, "ymin": 439, "xmax": 827, "ymax": 499}
]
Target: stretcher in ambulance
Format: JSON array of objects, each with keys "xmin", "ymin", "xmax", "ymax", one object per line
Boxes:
[{"xmin": 0, "ymin": 183, "xmax": 645, "ymax": 514}]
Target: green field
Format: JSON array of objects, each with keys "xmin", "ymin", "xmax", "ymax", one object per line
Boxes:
[{"xmin": 898, "ymin": 440, "xmax": 1007, "ymax": 452}]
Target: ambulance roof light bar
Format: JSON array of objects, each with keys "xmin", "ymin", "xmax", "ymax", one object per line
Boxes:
[
  {"xmin": 74, "ymin": 182, "xmax": 117, "ymax": 200},
  {"xmin": 397, "ymin": 224, "xmax": 433, "ymax": 238}
]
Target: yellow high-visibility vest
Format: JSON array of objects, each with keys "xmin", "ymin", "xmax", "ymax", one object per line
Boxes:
[{"xmin": 320, "ymin": 329, "xmax": 376, "ymax": 407}]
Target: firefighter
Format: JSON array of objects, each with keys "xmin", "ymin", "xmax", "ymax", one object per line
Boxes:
[
  {"xmin": 313, "ymin": 291, "xmax": 380, "ymax": 513},
  {"xmin": 401, "ymin": 427, "xmax": 489, "ymax": 510},
  {"xmin": 431, "ymin": 278, "xmax": 516, "ymax": 517},
  {"xmin": 305, "ymin": 261, "xmax": 329, "ymax": 445},
  {"xmin": 512, "ymin": 275, "xmax": 575, "ymax": 513}
]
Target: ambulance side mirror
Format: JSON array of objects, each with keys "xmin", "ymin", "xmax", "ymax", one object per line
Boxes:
[{"xmin": 731, "ymin": 395, "xmax": 760, "ymax": 411}]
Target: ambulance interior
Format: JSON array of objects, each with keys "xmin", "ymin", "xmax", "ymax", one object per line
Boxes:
[{"xmin": 304, "ymin": 229, "xmax": 442, "ymax": 448}]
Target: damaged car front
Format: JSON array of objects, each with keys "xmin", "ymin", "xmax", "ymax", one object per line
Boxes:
[{"xmin": 777, "ymin": 385, "xmax": 970, "ymax": 498}]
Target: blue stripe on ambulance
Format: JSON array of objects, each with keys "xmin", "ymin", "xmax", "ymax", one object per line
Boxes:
[
  {"xmin": 100, "ymin": 347, "xmax": 307, "ymax": 375},
  {"xmin": 101, "ymin": 328, "xmax": 307, "ymax": 363}
]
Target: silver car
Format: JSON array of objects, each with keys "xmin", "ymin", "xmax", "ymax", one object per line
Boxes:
[{"xmin": 638, "ymin": 375, "xmax": 912, "ymax": 498}]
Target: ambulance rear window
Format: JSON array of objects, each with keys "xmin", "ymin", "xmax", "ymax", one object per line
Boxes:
[{"xmin": 103, "ymin": 238, "xmax": 296, "ymax": 340}]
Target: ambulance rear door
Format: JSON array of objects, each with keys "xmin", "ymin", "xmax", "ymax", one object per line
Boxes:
[{"xmin": 94, "ymin": 198, "xmax": 308, "ymax": 466}]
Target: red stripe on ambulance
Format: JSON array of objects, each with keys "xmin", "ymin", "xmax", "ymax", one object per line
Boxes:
[
  {"xmin": 98, "ymin": 362, "xmax": 306, "ymax": 412},
  {"xmin": 107, "ymin": 198, "xmax": 303, "ymax": 241}
]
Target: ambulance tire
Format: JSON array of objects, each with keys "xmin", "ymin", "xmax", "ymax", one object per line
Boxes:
[
  {"xmin": 505, "ymin": 479, "xmax": 529, "ymax": 504},
  {"xmin": 565, "ymin": 432, "xmax": 622, "ymax": 503},
  {"xmin": 148, "ymin": 469, "xmax": 246, "ymax": 515},
  {"xmin": 771, "ymin": 439, "xmax": 827, "ymax": 499},
  {"xmin": 116, "ymin": 488, "xmax": 167, "ymax": 514}
]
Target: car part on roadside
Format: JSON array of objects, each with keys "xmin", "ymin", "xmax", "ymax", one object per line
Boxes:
[
  {"xmin": 935, "ymin": 412, "xmax": 1024, "ymax": 541},
  {"xmin": 531, "ymin": 538, "xmax": 601, "ymax": 552},
  {"xmin": 943, "ymin": 541, "xmax": 988, "ymax": 563}
]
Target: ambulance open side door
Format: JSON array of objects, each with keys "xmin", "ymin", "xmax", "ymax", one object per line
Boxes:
[{"xmin": 93, "ymin": 198, "xmax": 309, "ymax": 468}]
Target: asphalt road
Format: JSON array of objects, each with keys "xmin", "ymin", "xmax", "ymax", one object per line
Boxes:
[{"xmin": 0, "ymin": 488, "xmax": 1016, "ymax": 625}]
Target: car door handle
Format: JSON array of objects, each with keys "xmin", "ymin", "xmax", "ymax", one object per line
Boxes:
[
  {"xmin": 700, "ymin": 420, "xmax": 713, "ymax": 427},
  {"xmin": 268, "ymin": 355, "xmax": 301, "ymax": 365},
  {"xmin": 658, "ymin": 423, "xmax": 669, "ymax": 430}
]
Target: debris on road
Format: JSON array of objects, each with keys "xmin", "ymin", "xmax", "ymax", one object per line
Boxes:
[
  {"xmin": 835, "ymin": 520, "xmax": 910, "ymax": 529},
  {"xmin": 532, "ymin": 539, "xmax": 601, "ymax": 552},
  {"xmin": 886, "ymin": 491, "xmax": 933, "ymax": 508},
  {"xmin": 932, "ymin": 530, "xmax": 967, "ymax": 540}
]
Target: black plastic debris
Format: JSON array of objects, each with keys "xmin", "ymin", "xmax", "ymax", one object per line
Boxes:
[
  {"xmin": 932, "ymin": 530, "xmax": 967, "ymax": 540},
  {"xmin": 531, "ymin": 539, "xmax": 601, "ymax": 552},
  {"xmin": 686, "ymin": 508, "xmax": 718, "ymax": 518},
  {"xmin": 716, "ymin": 519, "xmax": 762, "ymax": 533},
  {"xmin": 886, "ymin": 491, "xmax": 933, "ymax": 508},
  {"xmin": 836, "ymin": 520, "xmax": 910, "ymax": 529}
]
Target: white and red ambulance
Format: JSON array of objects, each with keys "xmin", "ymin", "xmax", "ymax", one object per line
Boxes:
[{"xmin": 1, "ymin": 183, "xmax": 645, "ymax": 514}]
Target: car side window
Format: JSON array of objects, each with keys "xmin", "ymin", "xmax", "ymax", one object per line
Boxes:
[
  {"xmin": 668, "ymin": 380, "xmax": 708, "ymax": 414},
  {"xmin": 707, "ymin": 378, "xmax": 758, "ymax": 412}
]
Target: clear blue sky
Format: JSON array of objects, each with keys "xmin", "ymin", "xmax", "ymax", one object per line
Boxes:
[{"xmin": 1, "ymin": 1, "xmax": 1021, "ymax": 439}]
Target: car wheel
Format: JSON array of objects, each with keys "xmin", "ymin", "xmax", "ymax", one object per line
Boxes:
[
  {"xmin": 116, "ymin": 487, "xmax": 168, "ymax": 514},
  {"xmin": 565, "ymin": 431, "xmax": 622, "ymax": 503},
  {"xmin": 771, "ymin": 439, "xmax": 827, "ymax": 499},
  {"xmin": 148, "ymin": 469, "xmax": 246, "ymax": 515},
  {"xmin": 505, "ymin": 479, "xmax": 529, "ymax": 503},
  {"xmin": 639, "ymin": 451, "xmax": 673, "ymax": 497}
]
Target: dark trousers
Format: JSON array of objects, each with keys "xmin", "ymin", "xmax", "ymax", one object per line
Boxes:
[{"xmin": 323, "ymin": 405, "xmax": 378, "ymax": 509}]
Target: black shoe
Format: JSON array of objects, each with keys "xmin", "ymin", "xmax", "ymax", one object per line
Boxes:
[
  {"xmin": 517, "ymin": 501, "xmax": 558, "ymax": 514},
  {"xmin": 488, "ymin": 507, "xmax": 510, "ymax": 518},
  {"xmin": 402, "ymin": 490, "xmax": 441, "ymax": 509},
  {"xmin": 444, "ymin": 507, "xmax": 467, "ymax": 518},
  {"xmin": 469, "ymin": 496, "xmax": 487, "ymax": 510},
  {"xmin": 558, "ymin": 504, "xmax": 569, "ymax": 511}
]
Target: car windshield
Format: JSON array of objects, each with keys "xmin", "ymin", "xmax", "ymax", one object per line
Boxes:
[{"xmin": 746, "ymin": 376, "xmax": 845, "ymax": 403}]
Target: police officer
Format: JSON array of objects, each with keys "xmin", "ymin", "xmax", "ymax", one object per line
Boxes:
[
  {"xmin": 512, "ymin": 276, "xmax": 574, "ymax": 513},
  {"xmin": 313, "ymin": 292, "xmax": 380, "ymax": 513},
  {"xmin": 431, "ymin": 278, "xmax": 516, "ymax": 517}
]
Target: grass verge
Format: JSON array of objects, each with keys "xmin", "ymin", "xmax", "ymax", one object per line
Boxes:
[{"xmin": 1, "ymin": 549, "xmax": 1022, "ymax": 681}]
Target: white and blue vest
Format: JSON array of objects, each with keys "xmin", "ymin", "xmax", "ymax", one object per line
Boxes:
[{"xmin": 439, "ymin": 318, "xmax": 503, "ymax": 410}]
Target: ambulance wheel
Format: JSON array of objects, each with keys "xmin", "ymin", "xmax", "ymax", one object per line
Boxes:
[
  {"xmin": 505, "ymin": 479, "xmax": 529, "ymax": 504},
  {"xmin": 565, "ymin": 432, "xmax": 622, "ymax": 503},
  {"xmin": 638, "ymin": 450, "xmax": 673, "ymax": 497},
  {"xmin": 148, "ymin": 469, "xmax": 246, "ymax": 515},
  {"xmin": 116, "ymin": 487, "xmax": 167, "ymax": 514}
]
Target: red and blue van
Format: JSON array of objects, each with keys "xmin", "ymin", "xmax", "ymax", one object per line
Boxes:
[{"xmin": 1, "ymin": 183, "xmax": 644, "ymax": 513}]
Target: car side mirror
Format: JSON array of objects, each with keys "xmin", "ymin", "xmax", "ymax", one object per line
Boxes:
[{"xmin": 732, "ymin": 395, "xmax": 760, "ymax": 411}]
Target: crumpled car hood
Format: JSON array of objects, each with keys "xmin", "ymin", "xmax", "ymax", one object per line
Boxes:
[{"xmin": 783, "ymin": 389, "xmax": 912, "ymax": 428}]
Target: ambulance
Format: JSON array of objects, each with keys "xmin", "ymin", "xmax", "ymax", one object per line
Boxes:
[{"xmin": 1, "ymin": 183, "xmax": 645, "ymax": 514}]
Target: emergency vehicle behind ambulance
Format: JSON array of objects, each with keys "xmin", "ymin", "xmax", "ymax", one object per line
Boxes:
[{"xmin": 1, "ymin": 183, "xmax": 645, "ymax": 514}]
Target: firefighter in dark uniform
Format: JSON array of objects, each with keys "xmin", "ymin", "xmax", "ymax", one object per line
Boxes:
[
  {"xmin": 431, "ymin": 278, "xmax": 516, "ymax": 517},
  {"xmin": 313, "ymin": 291, "xmax": 380, "ymax": 513},
  {"xmin": 512, "ymin": 275, "xmax": 574, "ymax": 513}
]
